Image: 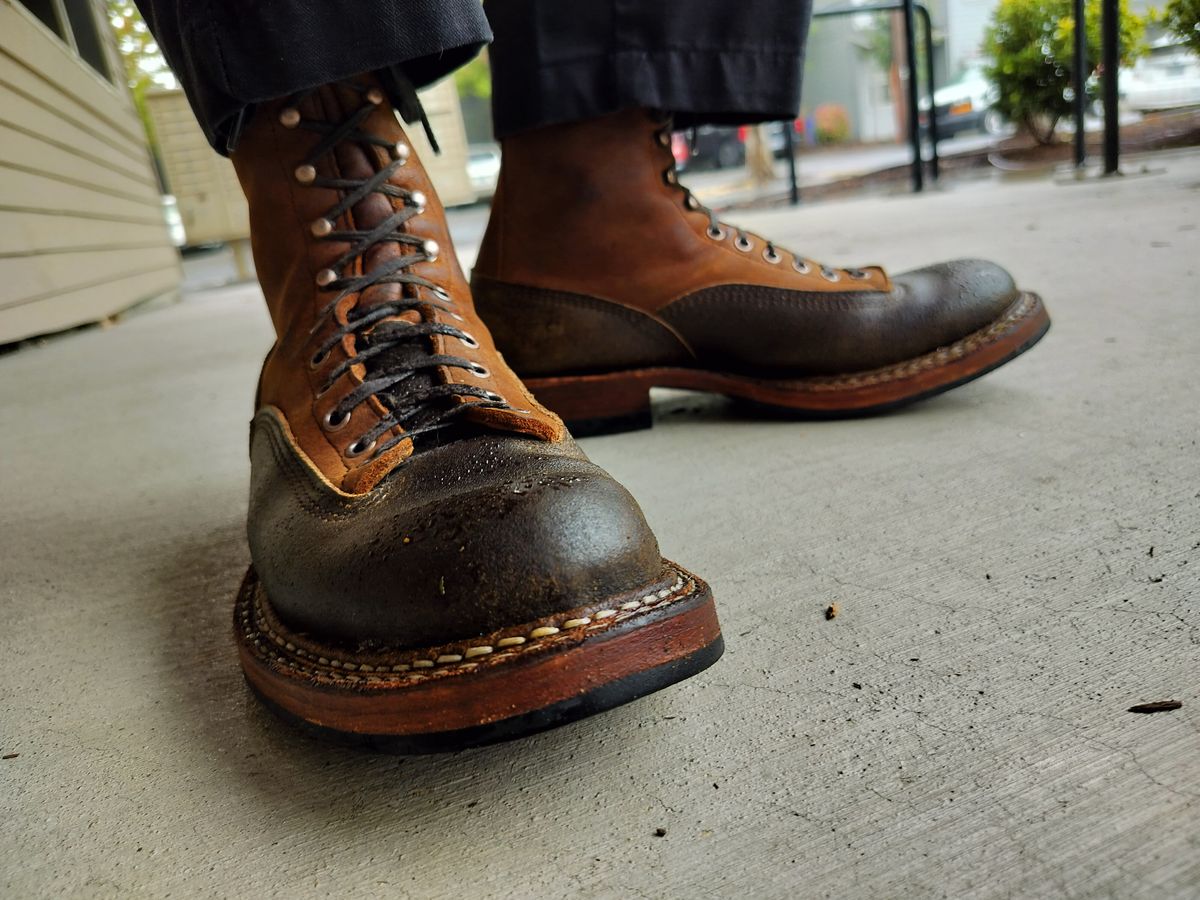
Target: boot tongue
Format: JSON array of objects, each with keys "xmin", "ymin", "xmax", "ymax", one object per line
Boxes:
[{"xmin": 324, "ymin": 83, "xmax": 450, "ymax": 439}]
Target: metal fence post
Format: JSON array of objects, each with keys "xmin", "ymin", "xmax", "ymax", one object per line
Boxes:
[
  {"xmin": 1073, "ymin": 0, "xmax": 1087, "ymax": 168},
  {"xmin": 1102, "ymin": 0, "xmax": 1120, "ymax": 173}
]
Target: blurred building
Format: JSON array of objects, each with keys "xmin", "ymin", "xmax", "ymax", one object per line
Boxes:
[{"xmin": 1, "ymin": 0, "xmax": 180, "ymax": 344}]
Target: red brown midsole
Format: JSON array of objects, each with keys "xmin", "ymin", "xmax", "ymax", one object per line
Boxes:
[
  {"xmin": 524, "ymin": 292, "xmax": 1049, "ymax": 421},
  {"xmin": 235, "ymin": 563, "xmax": 719, "ymax": 737}
]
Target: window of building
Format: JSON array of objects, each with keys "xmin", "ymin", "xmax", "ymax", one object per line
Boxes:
[
  {"xmin": 19, "ymin": 0, "xmax": 65, "ymax": 36},
  {"xmin": 16, "ymin": 0, "xmax": 114, "ymax": 82},
  {"xmin": 62, "ymin": 0, "xmax": 113, "ymax": 79}
]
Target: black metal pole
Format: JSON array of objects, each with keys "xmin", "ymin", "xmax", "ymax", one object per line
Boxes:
[
  {"xmin": 916, "ymin": 4, "xmax": 939, "ymax": 181},
  {"xmin": 1102, "ymin": 0, "xmax": 1120, "ymax": 174},
  {"xmin": 783, "ymin": 120, "xmax": 800, "ymax": 205},
  {"xmin": 1072, "ymin": 0, "xmax": 1087, "ymax": 167},
  {"xmin": 901, "ymin": 0, "xmax": 924, "ymax": 191}
]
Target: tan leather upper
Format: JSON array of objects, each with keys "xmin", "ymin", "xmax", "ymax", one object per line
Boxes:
[
  {"xmin": 232, "ymin": 78, "xmax": 562, "ymax": 495},
  {"xmin": 473, "ymin": 109, "xmax": 892, "ymax": 311}
]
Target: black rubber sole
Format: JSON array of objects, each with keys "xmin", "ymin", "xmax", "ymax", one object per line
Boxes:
[
  {"xmin": 246, "ymin": 634, "xmax": 725, "ymax": 754},
  {"xmin": 561, "ymin": 314, "xmax": 1051, "ymax": 437}
]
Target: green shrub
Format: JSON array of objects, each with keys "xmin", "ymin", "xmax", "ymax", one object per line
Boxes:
[
  {"xmin": 984, "ymin": 0, "xmax": 1146, "ymax": 144},
  {"xmin": 1164, "ymin": 0, "xmax": 1200, "ymax": 54}
]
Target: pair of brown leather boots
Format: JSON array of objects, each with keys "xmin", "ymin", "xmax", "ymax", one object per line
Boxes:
[{"xmin": 231, "ymin": 79, "xmax": 1049, "ymax": 751}]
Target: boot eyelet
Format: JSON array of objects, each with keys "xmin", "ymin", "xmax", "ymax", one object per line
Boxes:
[
  {"xmin": 707, "ymin": 226, "xmax": 726, "ymax": 241},
  {"xmin": 482, "ymin": 390, "xmax": 504, "ymax": 403},
  {"xmin": 849, "ymin": 269, "xmax": 871, "ymax": 280},
  {"xmin": 323, "ymin": 409, "xmax": 350, "ymax": 431},
  {"xmin": 657, "ymin": 130, "xmax": 671, "ymax": 148},
  {"xmin": 734, "ymin": 235, "xmax": 753, "ymax": 252},
  {"xmin": 279, "ymin": 108, "xmax": 300, "ymax": 128},
  {"xmin": 468, "ymin": 363, "xmax": 490, "ymax": 378},
  {"xmin": 792, "ymin": 259, "xmax": 812, "ymax": 275},
  {"xmin": 316, "ymin": 268, "xmax": 337, "ymax": 287},
  {"xmin": 447, "ymin": 311, "xmax": 465, "ymax": 322},
  {"xmin": 346, "ymin": 437, "xmax": 376, "ymax": 458},
  {"xmin": 685, "ymin": 195, "xmax": 701, "ymax": 211},
  {"xmin": 366, "ymin": 88, "xmax": 385, "ymax": 105},
  {"xmin": 763, "ymin": 248, "xmax": 782, "ymax": 264},
  {"xmin": 821, "ymin": 267, "xmax": 841, "ymax": 283},
  {"xmin": 310, "ymin": 347, "xmax": 330, "ymax": 368},
  {"xmin": 409, "ymin": 190, "xmax": 426, "ymax": 211},
  {"xmin": 311, "ymin": 218, "xmax": 333, "ymax": 237},
  {"xmin": 422, "ymin": 239, "xmax": 439, "ymax": 261},
  {"xmin": 295, "ymin": 165, "xmax": 316, "ymax": 184},
  {"xmin": 431, "ymin": 286, "xmax": 451, "ymax": 302},
  {"xmin": 458, "ymin": 333, "xmax": 480, "ymax": 349},
  {"xmin": 663, "ymin": 169, "xmax": 678, "ymax": 186},
  {"xmin": 391, "ymin": 142, "xmax": 410, "ymax": 163}
]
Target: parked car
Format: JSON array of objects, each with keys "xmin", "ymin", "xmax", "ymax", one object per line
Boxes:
[
  {"xmin": 672, "ymin": 125, "xmax": 745, "ymax": 171},
  {"xmin": 919, "ymin": 64, "xmax": 1005, "ymax": 137},
  {"xmin": 467, "ymin": 143, "xmax": 501, "ymax": 198},
  {"xmin": 1120, "ymin": 38, "xmax": 1200, "ymax": 112}
]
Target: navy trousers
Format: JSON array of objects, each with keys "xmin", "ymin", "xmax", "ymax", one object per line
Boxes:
[{"xmin": 135, "ymin": 0, "xmax": 811, "ymax": 153}]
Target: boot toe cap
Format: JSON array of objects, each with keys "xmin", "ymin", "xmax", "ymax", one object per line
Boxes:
[
  {"xmin": 892, "ymin": 257, "xmax": 1019, "ymax": 336},
  {"xmin": 248, "ymin": 421, "xmax": 664, "ymax": 649}
]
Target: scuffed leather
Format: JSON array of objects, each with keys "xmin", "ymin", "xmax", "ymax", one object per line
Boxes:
[
  {"xmin": 231, "ymin": 78, "xmax": 562, "ymax": 496},
  {"xmin": 659, "ymin": 259, "xmax": 1018, "ymax": 376},
  {"xmin": 472, "ymin": 109, "xmax": 1020, "ymax": 378},
  {"xmin": 248, "ymin": 408, "xmax": 663, "ymax": 649}
]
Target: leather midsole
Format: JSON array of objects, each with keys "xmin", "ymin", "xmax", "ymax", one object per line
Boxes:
[{"xmin": 235, "ymin": 562, "xmax": 720, "ymax": 735}]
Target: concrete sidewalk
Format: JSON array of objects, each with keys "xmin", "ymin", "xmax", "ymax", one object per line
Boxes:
[{"xmin": 2, "ymin": 151, "xmax": 1198, "ymax": 899}]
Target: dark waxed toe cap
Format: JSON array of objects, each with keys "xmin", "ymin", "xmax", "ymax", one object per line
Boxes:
[
  {"xmin": 246, "ymin": 412, "xmax": 664, "ymax": 649},
  {"xmin": 890, "ymin": 257, "xmax": 1019, "ymax": 343},
  {"xmin": 658, "ymin": 257, "xmax": 1023, "ymax": 376}
]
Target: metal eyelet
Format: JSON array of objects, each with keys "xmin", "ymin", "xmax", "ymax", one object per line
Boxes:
[
  {"xmin": 279, "ymin": 108, "xmax": 300, "ymax": 128},
  {"xmin": 311, "ymin": 218, "xmax": 333, "ymax": 237},
  {"xmin": 707, "ymin": 225, "xmax": 726, "ymax": 242},
  {"xmin": 458, "ymin": 333, "xmax": 479, "ymax": 349},
  {"xmin": 309, "ymin": 347, "xmax": 330, "ymax": 369},
  {"xmin": 409, "ymin": 190, "xmax": 426, "ymax": 211},
  {"xmin": 664, "ymin": 169, "xmax": 678, "ymax": 186},
  {"xmin": 763, "ymin": 248, "xmax": 782, "ymax": 264},
  {"xmin": 431, "ymin": 286, "xmax": 450, "ymax": 302},
  {"xmin": 792, "ymin": 258, "xmax": 812, "ymax": 275},
  {"xmin": 482, "ymin": 390, "xmax": 504, "ymax": 403},
  {"xmin": 422, "ymin": 239, "xmax": 439, "ymax": 261},
  {"xmin": 294, "ymin": 165, "xmax": 316, "ymax": 184},
  {"xmin": 346, "ymin": 437, "xmax": 377, "ymax": 458},
  {"xmin": 685, "ymin": 195, "xmax": 701, "ymax": 211},
  {"xmin": 821, "ymin": 267, "xmax": 841, "ymax": 283},
  {"xmin": 391, "ymin": 142, "xmax": 409, "ymax": 163},
  {"xmin": 657, "ymin": 130, "xmax": 671, "ymax": 148},
  {"xmin": 734, "ymin": 235, "xmax": 753, "ymax": 252},
  {"xmin": 366, "ymin": 88, "xmax": 385, "ymax": 105},
  {"xmin": 315, "ymin": 268, "xmax": 337, "ymax": 287},
  {"xmin": 849, "ymin": 269, "xmax": 871, "ymax": 280},
  {"xmin": 323, "ymin": 409, "xmax": 350, "ymax": 431},
  {"xmin": 468, "ymin": 363, "xmax": 490, "ymax": 378}
]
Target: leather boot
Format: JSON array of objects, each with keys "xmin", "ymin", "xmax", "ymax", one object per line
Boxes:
[
  {"xmin": 230, "ymin": 79, "xmax": 722, "ymax": 750},
  {"xmin": 472, "ymin": 110, "xmax": 1050, "ymax": 434}
]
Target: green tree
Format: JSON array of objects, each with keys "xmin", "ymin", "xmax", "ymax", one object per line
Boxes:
[
  {"xmin": 984, "ymin": 0, "xmax": 1146, "ymax": 144},
  {"xmin": 105, "ymin": 2, "xmax": 174, "ymax": 152},
  {"xmin": 1163, "ymin": 0, "xmax": 1200, "ymax": 54}
]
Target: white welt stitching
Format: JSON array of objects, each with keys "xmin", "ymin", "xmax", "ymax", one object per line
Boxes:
[{"xmin": 238, "ymin": 572, "xmax": 691, "ymax": 684}]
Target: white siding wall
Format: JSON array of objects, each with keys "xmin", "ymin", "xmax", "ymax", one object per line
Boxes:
[{"xmin": 0, "ymin": 0, "xmax": 180, "ymax": 344}]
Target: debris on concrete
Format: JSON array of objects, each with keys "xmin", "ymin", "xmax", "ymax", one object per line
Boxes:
[{"xmin": 1128, "ymin": 701, "xmax": 1183, "ymax": 714}]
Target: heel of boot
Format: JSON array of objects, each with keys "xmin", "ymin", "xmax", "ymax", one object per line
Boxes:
[{"xmin": 524, "ymin": 372, "xmax": 654, "ymax": 437}]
